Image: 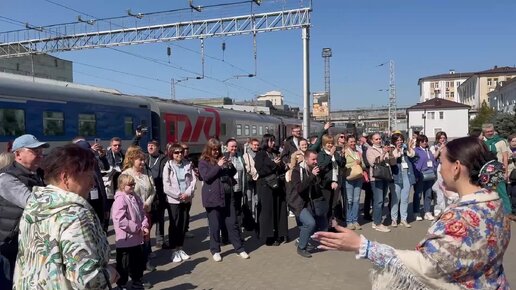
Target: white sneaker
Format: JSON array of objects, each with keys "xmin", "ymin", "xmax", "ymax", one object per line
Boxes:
[
  {"xmin": 238, "ymin": 251, "xmax": 250, "ymax": 259},
  {"xmin": 400, "ymin": 220, "xmax": 412, "ymax": 228},
  {"xmin": 433, "ymin": 210, "xmax": 441, "ymax": 217},
  {"xmin": 178, "ymin": 249, "xmax": 190, "ymax": 260},
  {"xmin": 424, "ymin": 212, "xmax": 435, "ymax": 221},
  {"xmin": 415, "ymin": 216, "xmax": 423, "ymax": 221},
  {"xmin": 171, "ymin": 251, "xmax": 182, "ymax": 263},
  {"xmin": 289, "ymin": 211, "xmax": 295, "ymax": 218},
  {"xmin": 372, "ymin": 224, "xmax": 391, "ymax": 233},
  {"xmin": 212, "ymin": 252, "xmax": 222, "ymax": 262}
]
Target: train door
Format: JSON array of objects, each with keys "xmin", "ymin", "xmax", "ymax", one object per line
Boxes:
[{"xmin": 163, "ymin": 113, "xmax": 179, "ymax": 144}]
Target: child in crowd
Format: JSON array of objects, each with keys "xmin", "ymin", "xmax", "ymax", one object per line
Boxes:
[{"xmin": 111, "ymin": 174, "xmax": 151, "ymax": 290}]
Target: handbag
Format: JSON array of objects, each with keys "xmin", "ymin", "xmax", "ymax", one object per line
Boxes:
[
  {"xmin": 421, "ymin": 169, "xmax": 436, "ymax": 181},
  {"xmin": 346, "ymin": 164, "xmax": 363, "ymax": 181},
  {"xmin": 372, "ymin": 163, "xmax": 392, "ymax": 180},
  {"xmin": 345, "ymin": 149, "xmax": 363, "ymax": 181},
  {"xmin": 263, "ymin": 174, "xmax": 279, "ymax": 189}
]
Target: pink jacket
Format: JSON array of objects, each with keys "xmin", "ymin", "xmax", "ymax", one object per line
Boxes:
[
  {"xmin": 163, "ymin": 160, "xmax": 197, "ymax": 204},
  {"xmin": 111, "ymin": 191, "xmax": 149, "ymax": 248}
]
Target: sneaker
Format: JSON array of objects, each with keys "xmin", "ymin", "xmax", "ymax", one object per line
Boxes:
[
  {"xmin": 372, "ymin": 224, "xmax": 391, "ymax": 233},
  {"xmin": 297, "ymin": 247, "xmax": 312, "ymax": 258},
  {"xmin": 353, "ymin": 222, "xmax": 362, "ymax": 230},
  {"xmin": 346, "ymin": 223, "xmax": 356, "ymax": 230},
  {"xmin": 391, "ymin": 221, "xmax": 398, "ymax": 228},
  {"xmin": 289, "ymin": 210, "xmax": 295, "ymax": 217},
  {"xmin": 424, "ymin": 212, "xmax": 435, "ymax": 221},
  {"xmin": 212, "ymin": 252, "xmax": 222, "ymax": 262},
  {"xmin": 131, "ymin": 280, "xmax": 152, "ymax": 289},
  {"xmin": 433, "ymin": 210, "xmax": 441, "ymax": 217},
  {"xmin": 171, "ymin": 251, "xmax": 182, "ymax": 263},
  {"xmin": 184, "ymin": 231, "xmax": 195, "ymax": 238},
  {"xmin": 145, "ymin": 262, "xmax": 156, "ymax": 272},
  {"xmin": 238, "ymin": 251, "xmax": 250, "ymax": 259},
  {"xmin": 415, "ymin": 216, "xmax": 423, "ymax": 221},
  {"xmin": 400, "ymin": 220, "xmax": 412, "ymax": 228},
  {"xmin": 178, "ymin": 249, "xmax": 190, "ymax": 260}
]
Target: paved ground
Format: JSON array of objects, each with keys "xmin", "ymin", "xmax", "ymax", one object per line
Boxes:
[{"xmin": 107, "ymin": 186, "xmax": 516, "ymax": 290}]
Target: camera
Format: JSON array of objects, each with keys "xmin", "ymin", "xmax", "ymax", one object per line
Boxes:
[
  {"xmin": 94, "ymin": 138, "xmax": 100, "ymax": 144},
  {"xmin": 223, "ymin": 152, "xmax": 230, "ymax": 159},
  {"xmin": 136, "ymin": 125, "xmax": 148, "ymax": 133}
]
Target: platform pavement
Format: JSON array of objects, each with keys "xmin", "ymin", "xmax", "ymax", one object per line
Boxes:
[{"xmin": 107, "ymin": 187, "xmax": 516, "ymax": 290}]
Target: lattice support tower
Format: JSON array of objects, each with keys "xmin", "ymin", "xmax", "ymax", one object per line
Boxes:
[
  {"xmin": 322, "ymin": 47, "xmax": 332, "ymax": 121},
  {"xmin": 388, "ymin": 60, "xmax": 397, "ymax": 132}
]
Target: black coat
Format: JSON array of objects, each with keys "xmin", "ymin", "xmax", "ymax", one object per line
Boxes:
[{"xmin": 288, "ymin": 164, "xmax": 323, "ymax": 216}]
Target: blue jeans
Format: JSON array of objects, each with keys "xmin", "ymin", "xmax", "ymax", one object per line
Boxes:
[
  {"xmin": 345, "ymin": 179, "xmax": 363, "ymax": 224},
  {"xmin": 414, "ymin": 179, "xmax": 434, "ymax": 215},
  {"xmin": 371, "ymin": 180, "xmax": 388, "ymax": 225},
  {"xmin": 296, "ymin": 199, "xmax": 328, "ymax": 249},
  {"xmin": 394, "ymin": 169, "xmax": 411, "ymax": 222}
]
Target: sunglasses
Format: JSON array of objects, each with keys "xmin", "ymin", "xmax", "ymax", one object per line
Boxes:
[
  {"xmin": 338, "ymin": 135, "xmax": 345, "ymax": 138},
  {"xmin": 173, "ymin": 151, "xmax": 183, "ymax": 154}
]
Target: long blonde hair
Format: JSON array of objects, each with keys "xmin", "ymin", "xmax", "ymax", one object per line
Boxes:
[{"xmin": 122, "ymin": 148, "xmax": 146, "ymax": 171}]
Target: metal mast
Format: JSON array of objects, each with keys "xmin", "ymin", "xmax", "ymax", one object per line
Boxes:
[
  {"xmin": 388, "ymin": 60, "xmax": 397, "ymax": 132},
  {"xmin": 322, "ymin": 48, "xmax": 332, "ymax": 121}
]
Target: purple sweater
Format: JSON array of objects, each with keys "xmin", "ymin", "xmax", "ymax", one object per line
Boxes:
[{"xmin": 414, "ymin": 147, "xmax": 437, "ymax": 176}]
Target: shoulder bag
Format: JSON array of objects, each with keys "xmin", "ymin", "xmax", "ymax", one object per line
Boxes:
[
  {"xmin": 372, "ymin": 156, "xmax": 393, "ymax": 181},
  {"xmin": 345, "ymin": 149, "xmax": 363, "ymax": 181}
]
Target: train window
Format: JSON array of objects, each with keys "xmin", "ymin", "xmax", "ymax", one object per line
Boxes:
[
  {"xmin": 124, "ymin": 117, "xmax": 133, "ymax": 137},
  {"xmin": 221, "ymin": 123, "xmax": 227, "ymax": 136},
  {"xmin": 0, "ymin": 108, "xmax": 25, "ymax": 136},
  {"xmin": 244, "ymin": 125, "xmax": 250, "ymax": 136},
  {"xmin": 236, "ymin": 124, "xmax": 242, "ymax": 136},
  {"xmin": 78, "ymin": 114, "xmax": 96, "ymax": 136},
  {"xmin": 251, "ymin": 125, "xmax": 257, "ymax": 135},
  {"xmin": 43, "ymin": 111, "xmax": 64, "ymax": 136},
  {"xmin": 259, "ymin": 126, "xmax": 263, "ymax": 136},
  {"xmin": 265, "ymin": 126, "xmax": 269, "ymax": 133}
]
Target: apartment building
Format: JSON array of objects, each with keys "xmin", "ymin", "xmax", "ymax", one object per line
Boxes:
[
  {"xmin": 488, "ymin": 77, "xmax": 516, "ymax": 113},
  {"xmin": 418, "ymin": 70, "xmax": 473, "ymax": 103}
]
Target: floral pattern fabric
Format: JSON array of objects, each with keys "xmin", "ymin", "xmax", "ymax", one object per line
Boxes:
[{"xmin": 13, "ymin": 185, "xmax": 111, "ymax": 290}]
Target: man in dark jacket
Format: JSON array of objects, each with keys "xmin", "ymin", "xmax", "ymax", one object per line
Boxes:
[
  {"xmin": 290, "ymin": 150, "xmax": 326, "ymax": 258},
  {"xmin": 280, "ymin": 125, "xmax": 303, "ymax": 165},
  {"xmin": 0, "ymin": 134, "xmax": 48, "ymax": 288}
]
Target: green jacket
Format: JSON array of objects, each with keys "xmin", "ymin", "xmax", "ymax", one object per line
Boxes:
[{"xmin": 14, "ymin": 185, "xmax": 112, "ymax": 289}]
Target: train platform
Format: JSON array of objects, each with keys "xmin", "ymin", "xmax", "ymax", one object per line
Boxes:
[{"xmin": 107, "ymin": 186, "xmax": 516, "ymax": 290}]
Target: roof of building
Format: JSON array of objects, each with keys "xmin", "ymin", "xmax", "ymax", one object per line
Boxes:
[
  {"xmin": 477, "ymin": 66, "xmax": 516, "ymax": 75},
  {"xmin": 407, "ymin": 98, "xmax": 470, "ymax": 110},
  {"xmin": 418, "ymin": 71, "xmax": 475, "ymax": 84}
]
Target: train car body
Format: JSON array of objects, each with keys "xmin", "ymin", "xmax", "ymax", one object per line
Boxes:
[{"xmin": 0, "ymin": 75, "xmax": 321, "ymax": 155}]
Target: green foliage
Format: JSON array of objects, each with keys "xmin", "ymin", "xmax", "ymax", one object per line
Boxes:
[
  {"xmin": 493, "ymin": 107, "xmax": 516, "ymax": 138},
  {"xmin": 469, "ymin": 101, "xmax": 496, "ymax": 132}
]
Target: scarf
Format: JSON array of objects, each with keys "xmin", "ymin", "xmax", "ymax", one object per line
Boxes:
[{"xmin": 484, "ymin": 135, "xmax": 503, "ymax": 154}]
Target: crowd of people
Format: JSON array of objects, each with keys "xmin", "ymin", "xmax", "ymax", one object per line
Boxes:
[{"xmin": 0, "ymin": 121, "xmax": 514, "ymax": 289}]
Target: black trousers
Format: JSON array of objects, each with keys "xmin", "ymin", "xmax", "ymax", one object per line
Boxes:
[
  {"xmin": 116, "ymin": 245, "xmax": 144, "ymax": 286},
  {"xmin": 185, "ymin": 202, "xmax": 192, "ymax": 232},
  {"xmin": 510, "ymin": 182, "xmax": 516, "ymax": 214},
  {"xmin": 168, "ymin": 203, "xmax": 189, "ymax": 249},
  {"xmin": 206, "ymin": 194, "xmax": 244, "ymax": 254},
  {"xmin": 362, "ymin": 181, "xmax": 374, "ymax": 217},
  {"xmin": 155, "ymin": 196, "xmax": 171, "ymax": 240}
]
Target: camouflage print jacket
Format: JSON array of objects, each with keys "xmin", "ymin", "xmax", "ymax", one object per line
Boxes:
[{"xmin": 14, "ymin": 185, "xmax": 112, "ymax": 289}]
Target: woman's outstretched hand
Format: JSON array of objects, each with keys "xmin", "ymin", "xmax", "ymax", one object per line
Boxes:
[{"xmin": 312, "ymin": 225, "xmax": 362, "ymax": 252}]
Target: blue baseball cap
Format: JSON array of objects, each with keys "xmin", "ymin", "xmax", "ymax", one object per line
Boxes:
[{"xmin": 11, "ymin": 134, "xmax": 49, "ymax": 152}]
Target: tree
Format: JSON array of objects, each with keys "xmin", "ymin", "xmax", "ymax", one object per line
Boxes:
[
  {"xmin": 493, "ymin": 107, "xmax": 516, "ymax": 138},
  {"xmin": 469, "ymin": 101, "xmax": 496, "ymax": 133}
]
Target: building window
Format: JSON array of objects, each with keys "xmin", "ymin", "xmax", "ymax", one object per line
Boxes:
[
  {"xmin": 439, "ymin": 112, "xmax": 444, "ymax": 119},
  {"xmin": 265, "ymin": 126, "xmax": 269, "ymax": 133},
  {"xmin": 427, "ymin": 112, "xmax": 435, "ymax": 120},
  {"xmin": 43, "ymin": 111, "xmax": 64, "ymax": 136},
  {"xmin": 450, "ymin": 92, "xmax": 455, "ymax": 98},
  {"xmin": 236, "ymin": 124, "xmax": 242, "ymax": 136},
  {"xmin": 430, "ymin": 83, "xmax": 434, "ymax": 89},
  {"xmin": 456, "ymin": 81, "xmax": 461, "ymax": 87},
  {"xmin": 487, "ymin": 78, "xmax": 492, "ymax": 86},
  {"xmin": 124, "ymin": 117, "xmax": 133, "ymax": 137},
  {"xmin": 221, "ymin": 123, "xmax": 227, "ymax": 136},
  {"xmin": 251, "ymin": 125, "xmax": 257, "ymax": 135},
  {"xmin": 244, "ymin": 125, "xmax": 250, "ymax": 136},
  {"xmin": 0, "ymin": 108, "xmax": 25, "ymax": 136},
  {"xmin": 494, "ymin": 78, "xmax": 498, "ymax": 86},
  {"xmin": 78, "ymin": 114, "xmax": 96, "ymax": 136},
  {"xmin": 445, "ymin": 92, "xmax": 450, "ymax": 99}
]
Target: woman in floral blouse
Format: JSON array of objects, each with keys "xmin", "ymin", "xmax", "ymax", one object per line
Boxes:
[{"xmin": 313, "ymin": 136, "xmax": 511, "ymax": 289}]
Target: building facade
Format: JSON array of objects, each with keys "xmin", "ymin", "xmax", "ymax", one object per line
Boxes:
[
  {"xmin": 0, "ymin": 54, "xmax": 73, "ymax": 82},
  {"xmin": 488, "ymin": 77, "xmax": 516, "ymax": 113},
  {"xmin": 418, "ymin": 70, "xmax": 473, "ymax": 103},
  {"xmin": 330, "ymin": 106, "xmax": 408, "ymax": 134},
  {"xmin": 407, "ymin": 98, "xmax": 470, "ymax": 141},
  {"xmin": 257, "ymin": 91, "xmax": 284, "ymax": 106},
  {"xmin": 458, "ymin": 66, "xmax": 516, "ymax": 110}
]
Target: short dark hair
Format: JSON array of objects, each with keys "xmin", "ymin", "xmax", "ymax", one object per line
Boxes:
[
  {"xmin": 391, "ymin": 133, "xmax": 404, "ymax": 144},
  {"xmin": 148, "ymin": 139, "xmax": 160, "ymax": 146},
  {"xmin": 226, "ymin": 138, "xmax": 237, "ymax": 146},
  {"xmin": 444, "ymin": 137, "xmax": 495, "ymax": 184},
  {"xmin": 304, "ymin": 150, "xmax": 317, "ymax": 159},
  {"xmin": 41, "ymin": 144, "xmax": 96, "ymax": 184},
  {"xmin": 416, "ymin": 134, "xmax": 428, "ymax": 147},
  {"xmin": 260, "ymin": 134, "xmax": 276, "ymax": 151},
  {"xmin": 111, "ymin": 137, "xmax": 121, "ymax": 143},
  {"xmin": 167, "ymin": 143, "xmax": 184, "ymax": 159}
]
